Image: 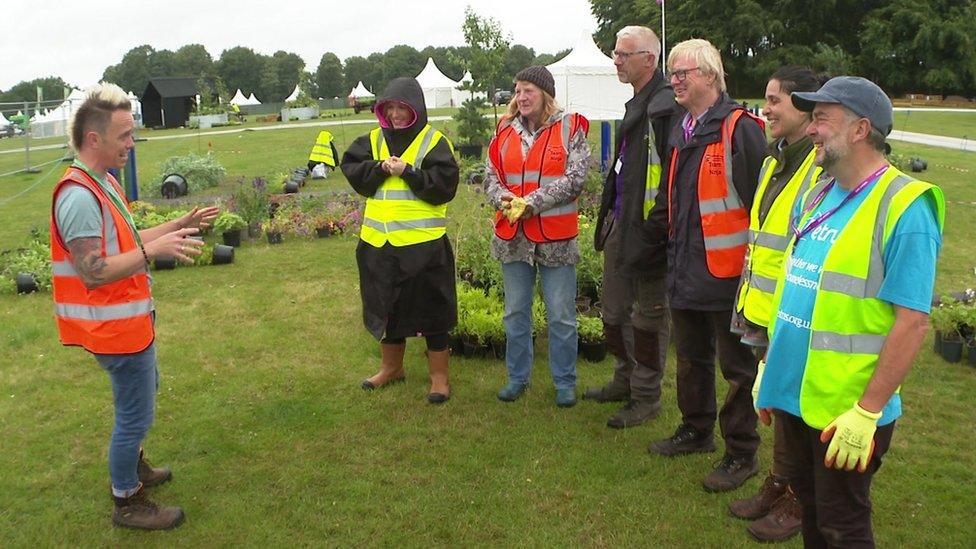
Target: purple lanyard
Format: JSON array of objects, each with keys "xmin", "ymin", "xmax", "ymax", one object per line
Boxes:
[{"xmin": 791, "ymin": 164, "xmax": 888, "ymax": 243}]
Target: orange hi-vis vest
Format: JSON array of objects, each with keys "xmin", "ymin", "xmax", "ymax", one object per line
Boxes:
[
  {"xmin": 50, "ymin": 167, "xmax": 154, "ymax": 355},
  {"xmin": 489, "ymin": 112, "xmax": 589, "ymax": 243},
  {"xmin": 667, "ymin": 109, "xmax": 764, "ymax": 279}
]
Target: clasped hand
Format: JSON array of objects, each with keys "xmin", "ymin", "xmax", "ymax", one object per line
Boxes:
[{"xmin": 381, "ymin": 156, "xmax": 407, "ymax": 177}]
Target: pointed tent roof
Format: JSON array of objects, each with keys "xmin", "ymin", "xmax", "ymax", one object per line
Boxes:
[
  {"xmin": 349, "ymin": 81, "xmax": 374, "ymax": 99},
  {"xmin": 415, "ymin": 57, "xmax": 459, "ymax": 89},
  {"xmin": 0, "ymin": 111, "xmax": 8, "ymax": 125},
  {"xmin": 285, "ymin": 84, "xmax": 301, "ymax": 102},
  {"xmin": 246, "ymin": 92, "xmax": 261, "ymax": 105},
  {"xmin": 230, "ymin": 89, "xmax": 248, "ymax": 105},
  {"xmin": 548, "ymin": 32, "xmax": 616, "ymax": 73}
]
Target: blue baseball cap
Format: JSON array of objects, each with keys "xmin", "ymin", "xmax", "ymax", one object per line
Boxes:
[{"xmin": 792, "ymin": 76, "xmax": 893, "ymax": 136}]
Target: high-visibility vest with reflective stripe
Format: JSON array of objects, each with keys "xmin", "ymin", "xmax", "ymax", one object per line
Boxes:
[
  {"xmin": 308, "ymin": 130, "xmax": 336, "ymax": 167},
  {"xmin": 643, "ymin": 119, "xmax": 663, "ymax": 220},
  {"xmin": 768, "ymin": 166, "xmax": 945, "ymax": 429},
  {"xmin": 359, "ymin": 124, "xmax": 452, "ymax": 247},
  {"xmin": 489, "ymin": 112, "xmax": 589, "ymax": 243},
  {"xmin": 736, "ymin": 148, "xmax": 821, "ymax": 327},
  {"xmin": 667, "ymin": 109, "xmax": 764, "ymax": 278},
  {"xmin": 50, "ymin": 167, "xmax": 155, "ymax": 355}
]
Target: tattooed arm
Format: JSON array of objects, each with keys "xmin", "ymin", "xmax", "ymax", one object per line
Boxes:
[
  {"xmin": 65, "ymin": 226, "xmax": 205, "ymax": 290},
  {"xmin": 65, "ymin": 237, "xmax": 147, "ymax": 290}
]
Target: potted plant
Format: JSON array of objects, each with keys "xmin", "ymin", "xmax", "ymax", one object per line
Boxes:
[
  {"xmin": 578, "ymin": 314, "xmax": 607, "ymax": 362},
  {"xmin": 931, "ymin": 298, "xmax": 965, "ymax": 362},
  {"xmin": 462, "ymin": 310, "xmax": 496, "ymax": 358},
  {"xmin": 213, "ymin": 212, "xmax": 246, "ymax": 247},
  {"xmin": 261, "ymin": 215, "xmax": 290, "ymax": 245},
  {"xmin": 452, "ymin": 97, "xmax": 492, "ymax": 159}
]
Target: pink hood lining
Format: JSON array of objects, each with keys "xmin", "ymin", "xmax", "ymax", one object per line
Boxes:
[{"xmin": 375, "ymin": 100, "xmax": 418, "ymax": 129}]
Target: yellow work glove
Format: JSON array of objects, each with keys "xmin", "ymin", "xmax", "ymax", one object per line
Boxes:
[
  {"xmin": 504, "ymin": 196, "xmax": 527, "ymax": 224},
  {"xmin": 820, "ymin": 403, "xmax": 881, "ymax": 473},
  {"xmin": 752, "ymin": 360, "xmax": 771, "ymax": 426}
]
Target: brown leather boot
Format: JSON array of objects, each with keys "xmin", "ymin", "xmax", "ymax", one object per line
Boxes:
[
  {"xmin": 729, "ymin": 473, "xmax": 789, "ymax": 520},
  {"xmin": 426, "ymin": 349, "xmax": 451, "ymax": 404},
  {"xmin": 747, "ymin": 487, "xmax": 802, "ymax": 542},
  {"xmin": 112, "ymin": 486, "xmax": 185, "ymax": 530},
  {"xmin": 137, "ymin": 448, "xmax": 172, "ymax": 487},
  {"xmin": 362, "ymin": 343, "xmax": 406, "ymax": 390}
]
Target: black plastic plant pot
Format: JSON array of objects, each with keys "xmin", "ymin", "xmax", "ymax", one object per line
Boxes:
[
  {"xmin": 267, "ymin": 232, "xmax": 283, "ymax": 245},
  {"xmin": 458, "ymin": 144, "xmax": 482, "ymax": 159},
  {"xmin": 211, "ymin": 244, "xmax": 234, "ymax": 265},
  {"xmin": 315, "ymin": 227, "xmax": 333, "ymax": 238},
  {"xmin": 933, "ymin": 331, "xmax": 943, "ymax": 354},
  {"xmin": 941, "ymin": 339, "xmax": 963, "ymax": 363},
  {"xmin": 222, "ymin": 230, "xmax": 242, "ymax": 247},
  {"xmin": 160, "ymin": 173, "xmax": 188, "ymax": 198},
  {"xmin": 284, "ymin": 180, "xmax": 300, "ymax": 194},
  {"xmin": 968, "ymin": 344, "xmax": 976, "ymax": 366},
  {"xmin": 461, "ymin": 336, "xmax": 489, "ymax": 358},
  {"xmin": 491, "ymin": 339, "xmax": 507, "ymax": 360},
  {"xmin": 154, "ymin": 256, "xmax": 177, "ymax": 270},
  {"xmin": 579, "ymin": 340, "xmax": 608, "ymax": 362},
  {"xmin": 15, "ymin": 272, "xmax": 38, "ymax": 294},
  {"xmin": 449, "ymin": 334, "xmax": 465, "ymax": 357}
]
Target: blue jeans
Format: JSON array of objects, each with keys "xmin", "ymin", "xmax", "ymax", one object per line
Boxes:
[
  {"xmin": 94, "ymin": 343, "xmax": 159, "ymax": 497},
  {"xmin": 502, "ymin": 261, "xmax": 577, "ymax": 390}
]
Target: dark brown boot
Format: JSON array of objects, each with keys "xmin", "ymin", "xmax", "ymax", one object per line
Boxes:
[
  {"xmin": 137, "ymin": 448, "xmax": 172, "ymax": 488},
  {"xmin": 362, "ymin": 343, "xmax": 406, "ymax": 390},
  {"xmin": 747, "ymin": 487, "xmax": 802, "ymax": 542},
  {"xmin": 112, "ymin": 486, "xmax": 185, "ymax": 530},
  {"xmin": 729, "ymin": 473, "xmax": 789, "ymax": 520},
  {"xmin": 426, "ymin": 349, "xmax": 451, "ymax": 404}
]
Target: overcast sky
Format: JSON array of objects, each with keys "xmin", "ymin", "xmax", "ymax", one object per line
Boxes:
[{"xmin": 1, "ymin": 0, "xmax": 601, "ymax": 91}]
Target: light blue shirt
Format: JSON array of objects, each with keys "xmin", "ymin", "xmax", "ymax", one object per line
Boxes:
[{"xmin": 759, "ymin": 175, "xmax": 942, "ymax": 426}]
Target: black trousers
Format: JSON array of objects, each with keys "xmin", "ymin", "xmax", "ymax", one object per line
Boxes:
[
  {"xmin": 671, "ymin": 308, "xmax": 759, "ymax": 457},
  {"xmin": 777, "ymin": 411, "xmax": 895, "ymax": 549}
]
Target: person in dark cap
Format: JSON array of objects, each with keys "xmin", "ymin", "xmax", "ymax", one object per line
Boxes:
[
  {"xmin": 341, "ymin": 77, "xmax": 460, "ymax": 404},
  {"xmin": 483, "ymin": 65, "xmax": 591, "ymax": 408},
  {"xmin": 755, "ymin": 75, "xmax": 944, "ymax": 547}
]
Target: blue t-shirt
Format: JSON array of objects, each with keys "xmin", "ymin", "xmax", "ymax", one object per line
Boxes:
[{"xmin": 758, "ymin": 173, "xmax": 942, "ymax": 426}]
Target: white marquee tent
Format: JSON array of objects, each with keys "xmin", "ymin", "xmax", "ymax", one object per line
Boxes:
[
  {"xmin": 284, "ymin": 84, "xmax": 301, "ymax": 103},
  {"xmin": 546, "ymin": 33, "xmax": 631, "ymax": 120},
  {"xmin": 452, "ymin": 70, "xmax": 486, "ymax": 106},
  {"xmin": 246, "ymin": 92, "xmax": 261, "ymax": 105},
  {"xmin": 230, "ymin": 89, "xmax": 249, "ymax": 106},
  {"xmin": 415, "ymin": 57, "xmax": 459, "ymax": 108},
  {"xmin": 0, "ymin": 111, "xmax": 8, "ymax": 126},
  {"xmin": 349, "ymin": 81, "xmax": 374, "ymax": 99}
]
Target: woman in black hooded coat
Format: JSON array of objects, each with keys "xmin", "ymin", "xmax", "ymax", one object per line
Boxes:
[{"xmin": 341, "ymin": 77, "xmax": 459, "ymax": 404}]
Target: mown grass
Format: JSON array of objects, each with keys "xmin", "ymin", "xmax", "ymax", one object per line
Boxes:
[{"xmin": 0, "ymin": 122, "xmax": 974, "ymax": 546}]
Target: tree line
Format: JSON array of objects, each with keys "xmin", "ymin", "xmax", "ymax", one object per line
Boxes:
[
  {"xmin": 591, "ymin": 0, "xmax": 976, "ymax": 98},
  {"xmin": 0, "ymin": 43, "xmax": 568, "ymax": 106}
]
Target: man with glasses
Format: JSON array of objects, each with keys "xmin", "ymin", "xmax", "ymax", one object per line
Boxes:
[
  {"xmin": 586, "ymin": 26, "xmax": 677, "ymax": 431},
  {"xmin": 645, "ymin": 39, "xmax": 768, "ymax": 494},
  {"xmin": 756, "ymin": 76, "xmax": 943, "ymax": 547}
]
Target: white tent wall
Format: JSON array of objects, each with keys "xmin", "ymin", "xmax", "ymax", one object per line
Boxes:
[
  {"xmin": 415, "ymin": 58, "xmax": 459, "ymax": 108},
  {"xmin": 546, "ymin": 34, "xmax": 631, "ymax": 121}
]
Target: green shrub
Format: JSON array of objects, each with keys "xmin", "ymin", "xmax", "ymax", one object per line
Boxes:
[
  {"xmin": 453, "ymin": 97, "xmax": 492, "ymax": 146},
  {"xmin": 232, "ymin": 178, "xmax": 270, "ymax": 226},
  {"xmin": 577, "ymin": 314, "xmax": 604, "ymax": 343},
  {"xmin": 213, "ymin": 212, "xmax": 246, "ymax": 233},
  {"xmin": 0, "ymin": 229, "xmax": 52, "ymax": 292},
  {"xmin": 152, "ymin": 153, "xmax": 226, "ymax": 196}
]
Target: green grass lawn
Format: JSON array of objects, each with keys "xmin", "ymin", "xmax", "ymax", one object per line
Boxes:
[
  {"xmin": 894, "ymin": 110, "xmax": 976, "ymax": 140},
  {"xmin": 1, "ymin": 123, "xmax": 975, "ymax": 546}
]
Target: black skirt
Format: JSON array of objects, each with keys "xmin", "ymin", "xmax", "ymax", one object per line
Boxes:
[{"xmin": 356, "ymin": 235, "xmax": 458, "ymax": 340}]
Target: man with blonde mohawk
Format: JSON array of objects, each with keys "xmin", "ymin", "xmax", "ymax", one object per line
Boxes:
[{"xmin": 52, "ymin": 83, "xmax": 218, "ymax": 530}]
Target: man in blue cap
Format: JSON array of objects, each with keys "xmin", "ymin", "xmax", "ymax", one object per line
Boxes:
[{"xmin": 754, "ymin": 76, "xmax": 944, "ymax": 546}]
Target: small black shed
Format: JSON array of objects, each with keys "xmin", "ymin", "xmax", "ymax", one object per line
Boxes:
[{"xmin": 141, "ymin": 77, "xmax": 217, "ymax": 129}]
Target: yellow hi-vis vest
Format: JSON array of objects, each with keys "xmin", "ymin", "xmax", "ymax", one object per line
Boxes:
[
  {"xmin": 642, "ymin": 119, "xmax": 663, "ymax": 220},
  {"xmin": 360, "ymin": 124, "xmax": 452, "ymax": 247},
  {"xmin": 767, "ymin": 166, "xmax": 945, "ymax": 429},
  {"xmin": 308, "ymin": 130, "xmax": 336, "ymax": 167},
  {"xmin": 736, "ymin": 148, "xmax": 821, "ymax": 327}
]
